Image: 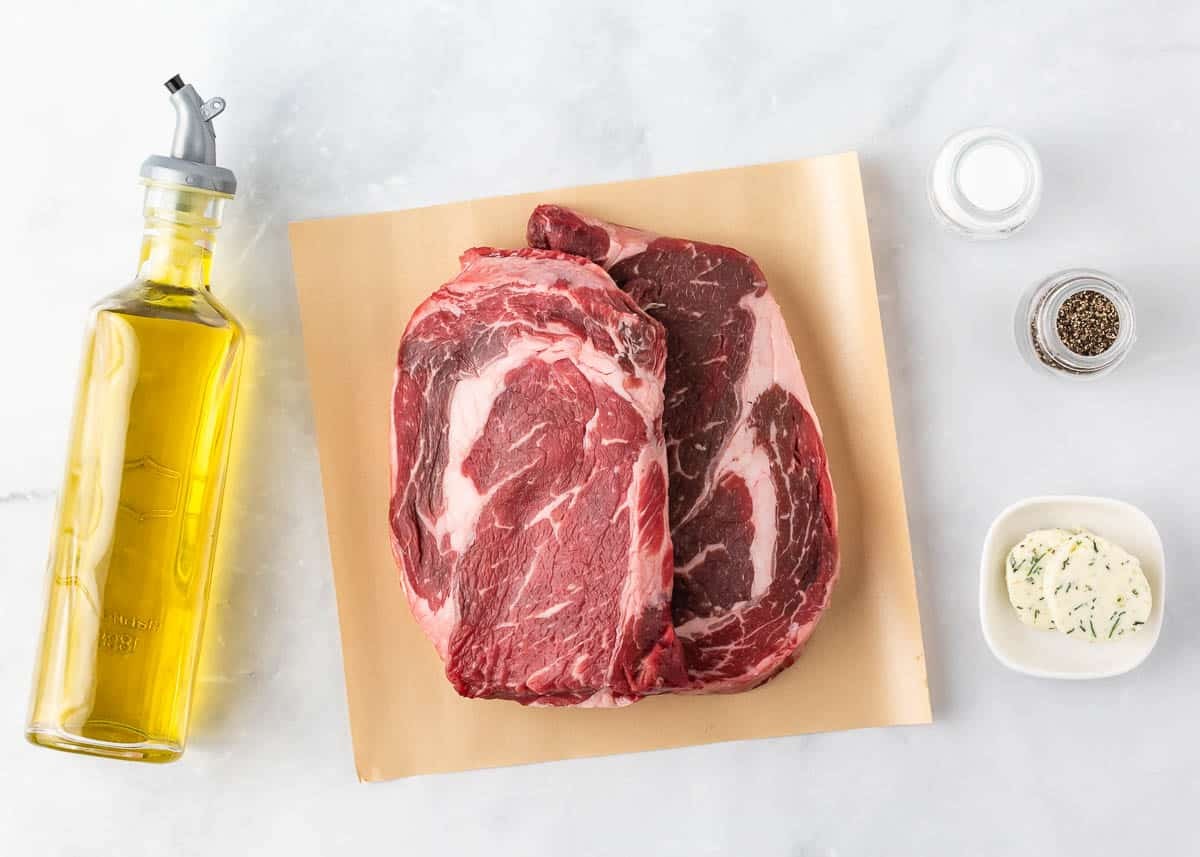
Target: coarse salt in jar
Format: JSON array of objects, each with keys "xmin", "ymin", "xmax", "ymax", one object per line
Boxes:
[{"xmin": 929, "ymin": 127, "xmax": 1043, "ymax": 238}]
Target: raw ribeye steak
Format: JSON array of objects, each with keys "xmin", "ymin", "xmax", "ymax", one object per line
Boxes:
[
  {"xmin": 529, "ymin": 207, "xmax": 839, "ymax": 693},
  {"xmin": 389, "ymin": 247, "xmax": 686, "ymax": 706}
]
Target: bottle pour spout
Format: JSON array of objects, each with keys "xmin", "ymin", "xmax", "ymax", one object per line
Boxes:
[
  {"xmin": 139, "ymin": 74, "xmax": 237, "ymax": 197},
  {"xmin": 166, "ymin": 75, "xmax": 225, "ymax": 165}
]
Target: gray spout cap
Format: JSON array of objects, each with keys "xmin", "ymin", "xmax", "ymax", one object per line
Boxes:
[{"xmin": 139, "ymin": 75, "xmax": 237, "ymax": 197}]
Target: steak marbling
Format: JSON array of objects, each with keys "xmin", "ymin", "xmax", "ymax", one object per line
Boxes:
[
  {"xmin": 529, "ymin": 207, "xmax": 840, "ymax": 692},
  {"xmin": 389, "ymin": 247, "xmax": 687, "ymax": 706}
]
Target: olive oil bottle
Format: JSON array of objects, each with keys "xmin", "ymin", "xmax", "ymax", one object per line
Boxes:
[{"xmin": 27, "ymin": 76, "xmax": 243, "ymax": 763}]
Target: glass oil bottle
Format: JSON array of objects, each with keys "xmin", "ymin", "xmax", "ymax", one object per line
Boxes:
[{"xmin": 27, "ymin": 76, "xmax": 244, "ymax": 762}]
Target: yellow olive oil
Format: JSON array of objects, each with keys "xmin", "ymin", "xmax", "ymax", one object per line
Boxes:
[
  {"xmin": 27, "ymin": 75, "xmax": 244, "ymax": 763},
  {"xmin": 28, "ymin": 285, "xmax": 242, "ymax": 761}
]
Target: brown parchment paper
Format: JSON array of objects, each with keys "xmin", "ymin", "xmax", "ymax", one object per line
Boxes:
[{"xmin": 288, "ymin": 153, "xmax": 931, "ymax": 782}]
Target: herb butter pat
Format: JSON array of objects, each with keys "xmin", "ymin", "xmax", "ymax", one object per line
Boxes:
[
  {"xmin": 1005, "ymin": 528, "xmax": 1073, "ymax": 630},
  {"xmin": 1004, "ymin": 528, "xmax": 1151, "ymax": 643}
]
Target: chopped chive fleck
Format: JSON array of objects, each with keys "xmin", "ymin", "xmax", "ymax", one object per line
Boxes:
[
  {"xmin": 1066, "ymin": 628, "xmax": 1077, "ymax": 634},
  {"xmin": 1089, "ymin": 619, "xmax": 1096, "ymax": 638}
]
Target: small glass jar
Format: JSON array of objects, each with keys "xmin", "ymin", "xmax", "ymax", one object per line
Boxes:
[
  {"xmin": 1015, "ymin": 269, "xmax": 1136, "ymax": 378},
  {"xmin": 929, "ymin": 127, "xmax": 1042, "ymax": 238}
]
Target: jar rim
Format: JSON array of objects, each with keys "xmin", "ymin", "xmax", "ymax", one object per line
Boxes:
[
  {"xmin": 929, "ymin": 127, "xmax": 1042, "ymax": 238},
  {"xmin": 1031, "ymin": 269, "xmax": 1136, "ymax": 374}
]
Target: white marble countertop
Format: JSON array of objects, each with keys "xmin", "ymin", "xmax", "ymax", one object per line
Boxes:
[{"xmin": 4, "ymin": 2, "xmax": 1199, "ymax": 854}]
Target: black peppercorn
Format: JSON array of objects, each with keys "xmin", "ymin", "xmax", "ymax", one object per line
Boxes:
[{"xmin": 1056, "ymin": 290, "xmax": 1120, "ymax": 356}]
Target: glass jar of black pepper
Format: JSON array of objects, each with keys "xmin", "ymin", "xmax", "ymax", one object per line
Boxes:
[{"xmin": 1015, "ymin": 269, "xmax": 1136, "ymax": 378}]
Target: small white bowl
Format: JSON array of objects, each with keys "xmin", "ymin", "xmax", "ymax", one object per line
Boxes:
[{"xmin": 980, "ymin": 495, "xmax": 1165, "ymax": 679}]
